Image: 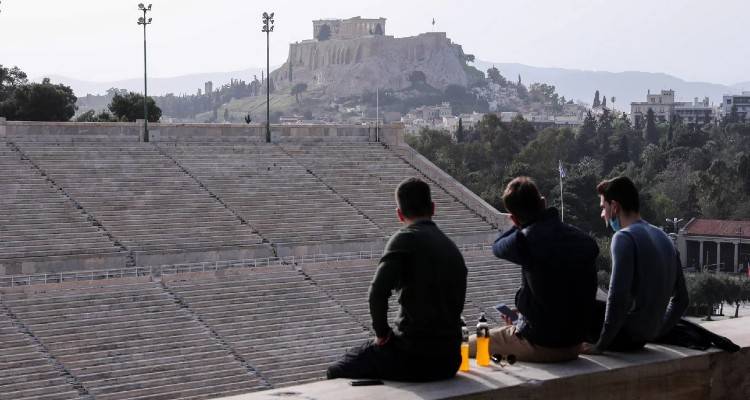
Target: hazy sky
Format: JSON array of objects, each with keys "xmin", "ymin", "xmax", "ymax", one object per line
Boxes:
[{"xmin": 1, "ymin": 0, "xmax": 749, "ymax": 84}]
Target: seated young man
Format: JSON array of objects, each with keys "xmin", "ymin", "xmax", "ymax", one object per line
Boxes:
[
  {"xmin": 326, "ymin": 177, "xmax": 468, "ymax": 381},
  {"xmin": 583, "ymin": 176, "xmax": 689, "ymax": 354},
  {"xmin": 470, "ymin": 176, "xmax": 599, "ymax": 362}
]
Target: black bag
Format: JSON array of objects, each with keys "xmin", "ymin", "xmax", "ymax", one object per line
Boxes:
[{"xmin": 655, "ymin": 318, "xmax": 740, "ymax": 352}]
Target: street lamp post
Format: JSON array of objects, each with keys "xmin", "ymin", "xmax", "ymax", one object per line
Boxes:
[
  {"xmin": 666, "ymin": 217, "xmax": 683, "ymax": 234},
  {"xmin": 262, "ymin": 12, "xmax": 274, "ymax": 143},
  {"xmin": 138, "ymin": 3, "xmax": 152, "ymax": 142}
]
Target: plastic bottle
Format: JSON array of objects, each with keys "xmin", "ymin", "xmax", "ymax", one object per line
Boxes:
[
  {"xmin": 476, "ymin": 313, "xmax": 490, "ymax": 367},
  {"xmin": 460, "ymin": 317, "xmax": 470, "ymax": 372}
]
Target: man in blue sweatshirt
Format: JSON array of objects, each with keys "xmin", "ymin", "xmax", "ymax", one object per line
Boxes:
[{"xmin": 584, "ymin": 176, "xmax": 689, "ymax": 354}]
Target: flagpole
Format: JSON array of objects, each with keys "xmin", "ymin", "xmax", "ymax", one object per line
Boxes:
[{"xmin": 559, "ymin": 160, "xmax": 565, "ymax": 222}]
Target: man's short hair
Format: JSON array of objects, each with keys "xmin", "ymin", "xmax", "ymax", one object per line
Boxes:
[
  {"xmin": 596, "ymin": 176, "xmax": 640, "ymax": 213},
  {"xmin": 396, "ymin": 177, "xmax": 433, "ymax": 218},
  {"xmin": 502, "ymin": 177, "xmax": 544, "ymax": 224}
]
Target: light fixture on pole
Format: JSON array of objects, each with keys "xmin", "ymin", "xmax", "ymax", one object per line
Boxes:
[
  {"xmin": 666, "ymin": 217, "xmax": 683, "ymax": 234},
  {"xmin": 262, "ymin": 12, "xmax": 274, "ymax": 143},
  {"xmin": 138, "ymin": 3, "xmax": 152, "ymax": 142}
]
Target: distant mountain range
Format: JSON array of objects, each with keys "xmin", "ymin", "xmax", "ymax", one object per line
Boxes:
[
  {"xmin": 47, "ymin": 61, "xmax": 749, "ymax": 111},
  {"xmin": 473, "ymin": 61, "xmax": 750, "ymax": 110},
  {"xmin": 44, "ymin": 67, "xmax": 266, "ymax": 98}
]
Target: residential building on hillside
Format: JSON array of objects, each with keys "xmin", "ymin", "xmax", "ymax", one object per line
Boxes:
[
  {"xmin": 631, "ymin": 89, "xmax": 716, "ymax": 126},
  {"xmin": 720, "ymin": 92, "xmax": 750, "ymax": 121}
]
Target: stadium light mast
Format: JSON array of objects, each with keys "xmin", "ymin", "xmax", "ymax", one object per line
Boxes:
[
  {"xmin": 262, "ymin": 12, "xmax": 274, "ymax": 143},
  {"xmin": 138, "ymin": 3, "xmax": 152, "ymax": 142}
]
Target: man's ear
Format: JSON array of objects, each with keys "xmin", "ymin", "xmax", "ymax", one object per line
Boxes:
[
  {"xmin": 430, "ymin": 202, "xmax": 435, "ymax": 217},
  {"xmin": 396, "ymin": 208, "xmax": 406, "ymax": 223},
  {"xmin": 510, "ymin": 214, "xmax": 521, "ymax": 228}
]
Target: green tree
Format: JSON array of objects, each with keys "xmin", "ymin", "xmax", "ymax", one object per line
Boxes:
[
  {"xmin": 75, "ymin": 109, "xmax": 116, "ymax": 122},
  {"xmin": 291, "ymin": 82, "xmax": 308, "ymax": 104},
  {"xmin": 0, "ymin": 64, "xmax": 28, "ymax": 100},
  {"xmin": 0, "ymin": 78, "xmax": 77, "ymax": 121},
  {"xmin": 456, "ymin": 117, "xmax": 464, "ymax": 143},
  {"xmin": 487, "ymin": 67, "xmax": 506, "ymax": 85},
  {"xmin": 107, "ymin": 92, "xmax": 161, "ymax": 122},
  {"xmin": 644, "ymin": 108, "xmax": 659, "ymax": 144},
  {"xmin": 407, "ymin": 70, "xmax": 427, "ymax": 86},
  {"xmin": 593, "ymin": 90, "xmax": 601, "ymax": 108},
  {"xmin": 223, "ymin": 108, "xmax": 230, "ymax": 121}
]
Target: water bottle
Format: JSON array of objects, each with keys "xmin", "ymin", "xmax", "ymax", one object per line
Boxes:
[
  {"xmin": 460, "ymin": 317, "xmax": 470, "ymax": 372},
  {"xmin": 476, "ymin": 313, "xmax": 490, "ymax": 367}
]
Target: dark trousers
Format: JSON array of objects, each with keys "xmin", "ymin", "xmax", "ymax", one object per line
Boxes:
[
  {"xmin": 326, "ymin": 336, "xmax": 461, "ymax": 382},
  {"xmin": 588, "ymin": 300, "xmax": 646, "ymax": 352}
]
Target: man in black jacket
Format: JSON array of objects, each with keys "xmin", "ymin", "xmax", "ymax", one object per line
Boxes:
[
  {"xmin": 470, "ymin": 176, "xmax": 599, "ymax": 362},
  {"xmin": 327, "ymin": 177, "xmax": 468, "ymax": 381}
]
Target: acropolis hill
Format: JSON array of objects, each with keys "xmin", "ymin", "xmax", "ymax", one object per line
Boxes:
[{"xmin": 270, "ymin": 17, "xmax": 481, "ymax": 97}]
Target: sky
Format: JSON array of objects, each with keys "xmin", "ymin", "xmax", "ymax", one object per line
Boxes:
[{"xmin": 1, "ymin": 0, "xmax": 749, "ymax": 85}]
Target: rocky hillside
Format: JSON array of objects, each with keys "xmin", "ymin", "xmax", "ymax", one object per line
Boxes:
[{"xmin": 270, "ymin": 32, "xmax": 482, "ymax": 98}]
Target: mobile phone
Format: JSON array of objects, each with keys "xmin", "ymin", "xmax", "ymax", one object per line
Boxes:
[
  {"xmin": 494, "ymin": 303, "xmax": 518, "ymax": 322},
  {"xmin": 350, "ymin": 379, "xmax": 384, "ymax": 386}
]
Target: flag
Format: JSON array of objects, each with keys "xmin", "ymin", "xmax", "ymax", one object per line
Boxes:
[{"xmin": 558, "ymin": 160, "xmax": 567, "ymax": 179}]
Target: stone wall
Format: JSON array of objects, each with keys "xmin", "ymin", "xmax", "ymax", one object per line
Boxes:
[
  {"xmin": 0, "ymin": 120, "xmax": 379, "ymax": 143},
  {"xmin": 220, "ymin": 318, "xmax": 750, "ymax": 400}
]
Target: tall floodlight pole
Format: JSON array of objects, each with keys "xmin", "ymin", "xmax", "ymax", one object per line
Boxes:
[
  {"xmin": 138, "ymin": 3, "xmax": 152, "ymax": 142},
  {"xmin": 262, "ymin": 12, "xmax": 275, "ymax": 143}
]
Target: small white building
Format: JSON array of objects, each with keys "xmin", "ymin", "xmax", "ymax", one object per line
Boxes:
[{"xmin": 677, "ymin": 218, "xmax": 750, "ymax": 272}]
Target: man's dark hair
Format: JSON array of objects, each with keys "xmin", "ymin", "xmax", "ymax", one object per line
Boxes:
[
  {"xmin": 596, "ymin": 176, "xmax": 640, "ymax": 213},
  {"xmin": 502, "ymin": 177, "xmax": 544, "ymax": 224},
  {"xmin": 396, "ymin": 177, "xmax": 433, "ymax": 218}
]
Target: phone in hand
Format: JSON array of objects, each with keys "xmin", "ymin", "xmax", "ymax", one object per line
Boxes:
[{"xmin": 494, "ymin": 303, "xmax": 518, "ymax": 323}]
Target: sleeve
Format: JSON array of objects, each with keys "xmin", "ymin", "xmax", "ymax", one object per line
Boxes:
[
  {"xmin": 368, "ymin": 232, "xmax": 411, "ymax": 338},
  {"xmin": 658, "ymin": 253, "xmax": 690, "ymax": 337},
  {"xmin": 492, "ymin": 227, "xmax": 527, "ymax": 265},
  {"xmin": 595, "ymin": 232, "xmax": 635, "ymax": 351}
]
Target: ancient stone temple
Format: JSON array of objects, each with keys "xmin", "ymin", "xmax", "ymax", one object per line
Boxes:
[{"xmin": 313, "ymin": 16, "xmax": 386, "ymax": 41}]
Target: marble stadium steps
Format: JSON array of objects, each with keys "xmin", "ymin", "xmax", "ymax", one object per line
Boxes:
[
  {"xmin": 0, "ymin": 312, "xmax": 82, "ymax": 400},
  {"xmin": 158, "ymin": 143, "xmax": 385, "ymax": 245},
  {"xmin": 298, "ymin": 253, "xmax": 519, "ymax": 331},
  {"xmin": 280, "ymin": 142, "xmax": 497, "ymax": 238},
  {"xmin": 0, "ymin": 143, "xmax": 123, "ymax": 262},
  {"xmin": 462, "ymin": 250, "xmax": 522, "ymax": 324},
  {"xmin": 164, "ymin": 266, "xmax": 371, "ymax": 387},
  {"xmin": 1, "ymin": 280, "xmax": 266, "ymax": 400},
  {"xmin": 15, "ymin": 143, "xmax": 265, "ymax": 254}
]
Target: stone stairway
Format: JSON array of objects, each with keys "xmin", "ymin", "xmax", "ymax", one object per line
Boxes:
[
  {"xmin": 164, "ymin": 266, "xmax": 372, "ymax": 387},
  {"xmin": 1, "ymin": 279, "xmax": 266, "ymax": 400}
]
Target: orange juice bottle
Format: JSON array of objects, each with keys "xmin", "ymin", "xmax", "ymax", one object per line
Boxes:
[
  {"xmin": 460, "ymin": 317, "xmax": 470, "ymax": 372},
  {"xmin": 476, "ymin": 313, "xmax": 490, "ymax": 367}
]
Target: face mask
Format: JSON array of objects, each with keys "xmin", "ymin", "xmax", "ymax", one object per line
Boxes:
[{"xmin": 609, "ymin": 216, "xmax": 621, "ymax": 232}]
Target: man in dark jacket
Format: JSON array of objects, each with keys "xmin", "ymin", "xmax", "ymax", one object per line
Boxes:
[
  {"xmin": 327, "ymin": 177, "xmax": 467, "ymax": 381},
  {"xmin": 470, "ymin": 176, "xmax": 599, "ymax": 362}
]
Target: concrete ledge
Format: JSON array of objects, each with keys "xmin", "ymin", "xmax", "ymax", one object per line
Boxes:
[
  {"xmin": 390, "ymin": 144, "xmax": 512, "ymax": 232},
  {"xmin": 136, "ymin": 244, "xmax": 274, "ymax": 267},
  {"xmin": 0, "ymin": 252, "xmax": 129, "ymax": 275},
  {"xmin": 222, "ymin": 318, "xmax": 749, "ymax": 400},
  {"xmin": 275, "ymin": 238, "xmax": 389, "ymax": 258}
]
